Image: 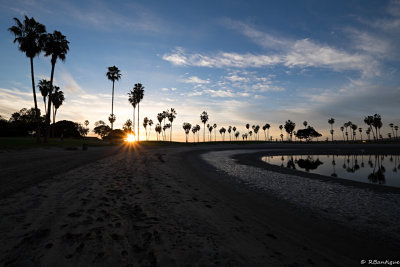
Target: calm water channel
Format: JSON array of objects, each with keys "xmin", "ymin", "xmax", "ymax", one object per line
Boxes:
[{"xmin": 261, "ymin": 154, "xmax": 400, "ymax": 188}]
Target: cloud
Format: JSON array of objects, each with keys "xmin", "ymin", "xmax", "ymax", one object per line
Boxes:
[
  {"xmin": 163, "ymin": 41, "xmax": 377, "ymax": 76},
  {"xmin": 181, "ymin": 76, "xmax": 210, "ymax": 84}
]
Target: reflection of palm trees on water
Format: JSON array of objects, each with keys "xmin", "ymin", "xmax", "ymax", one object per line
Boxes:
[{"xmin": 262, "ymin": 154, "xmax": 400, "ymax": 186}]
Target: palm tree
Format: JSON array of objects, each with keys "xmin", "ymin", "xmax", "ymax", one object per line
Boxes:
[
  {"xmin": 219, "ymin": 127, "xmax": 226, "ymax": 141},
  {"xmin": 246, "ymin": 123, "xmax": 250, "ymax": 136},
  {"xmin": 366, "ymin": 128, "xmax": 371, "ymax": 141},
  {"xmin": 235, "ymin": 131, "xmax": 240, "ymax": 140},
  {"xmin": 284, "ymin": 120, "xmax": 295, "ymax": 142},
  {"xmin": 358, "ymin": 128, "xmax": 363, "ymax": 141},
  {"xmin": 340, "ymin": 126, "xmax": 345, "ymax": 141},
  {"xmin": 9, "ymin": 16, "xmax": 46, "ymax": 142},
  {"xmin": 38, "ymin": 79, "xmax": 51, "ymax": 114},
  {"xmin": 182, "ymin": 123, "xmax": 191, "ymax": 143},
  {"xmin": 395, "ymin": 125, "xmax": 399, "ymax": 139},
  {"xmin": 208, "ymin": 125, "xmax": 213, "ymax": 141},
  {"xmin": 155, "ymin": 124, "xmax": 162, "ymax": 141},
  {"xmin": 133, "ymin": 83, "xmax": 144, "ymax": 141},
  {"xmin": 364, "ymin": 116, "xmax": 375, "ymax": 140},
  {"xmin": 213, "ymin": 124, "xmax": 217, "ymax": 141},
  {"xmin": 148, "ymin": 119, "xmax": 153, "ymax": 140},
  {"xmin": 254, "ymin": 125, "xmax": 260, "ymax": 141},
  {"xmin": 265, "ymin": 123, "xmax": 271, "ymax": 141},
  {"xmin": 372, "ymin": 114, "xmax": 382, "ymax": 140},
  {"xmin": 192, "ymin": 127, "xmax": 197, "ymax": 142},
  {"xmin": 328, "ymin": 118, "xmax": 335, "ymax": 142},
  {"xmin": 344, "ymin": 122, "xmax": 352, "ymax": 142},
  {"xmin": 351, "ymin": 124, "xmax": 358, "ymax": 141},
  {"xmin": 51, "ymin": 86, "xmax": 64, "ymax": 124},
  {"xmin": 168, "ymin": 108, "xmax": 177, "ymax": 142},
  {"xmin": 157, "ymin": 113, "xmax": 164, "ymax": 140},
  {"xmin": 389, "ymin": 123, "xmax": 395, "ymax": 138},
  {"xmin": 200, "ymin": 111, "xmax": 209, "ymax": 142},
  {"xmin": 143, "ymin": 117, "xmax": 149, "ymax": 140},
  {"xmin": 195, "ymin": 124, "xmax": 201, "ymax": 142},
  {"xmin": 262, "ymin": 125, "xmax": 267, "ymax": 141},
  {"xmin": 44, "ymin": 30, "xmax": 69, "ymax": 141},
  {"xmin": 128, "ymin": 89, "xmax": 138, "ymax": 136},
  {"xmin": 303, "ymin": 121, "xmax": 308, "ymax": 128},
  {"xmin": 106, "ymin": 66, "xmax": 121, "ymax": 131},
  {"xmin": 228, "ymin": 126, "xmax": 232, "ymax": 141},
  {"xmin": 279, "ymin": 125, "xmax": 283, "ymax": 140}
]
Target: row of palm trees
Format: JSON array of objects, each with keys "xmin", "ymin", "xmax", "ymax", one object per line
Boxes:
[{"xmin": 9, "ymin": 16, "xmax": 69, "ymax": 142}]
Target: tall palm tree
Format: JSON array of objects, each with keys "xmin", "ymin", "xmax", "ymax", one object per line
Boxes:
[
  {"xmin": 213, "ymin": 123, "xmax": 217, "ymax": 141},
  {"xmin": 38, "ymin": 79, "xmax": 51, "ymax": 115},
  {"xmin": 9, "ymin": 16, "xmax": 46, "ymax": 142},
  {"xmin": 200, "ymin": 111, "xmax": 209, "ymax": 142},
  {"xmin": 148, "ymin": 119, "xmax": 153, "ymax": 140},
  {"xmin": 395, "ymin": 125, "xmax": 399, "ymax": 139},
  {"xmin": 351, "ymin": 124, "xmax": 358, "ymax": 141},
  {"xmin": 133, "ymin": 83, "xmax": 144, "ymax": 141},
  {"xmin": 265, "ymin": 123, "xmax": 270, "ymax": 141},
  {"xmin": 143, "ymin": 117, "xmax": 149, "ymax": 140},
  {"xmin": 328, "ymin": 118, "xmax": 335, "ymax": 142},
  {"xmin": 358, "ymin": 128, "xmax": 363, "ymax": 141},
  {"xmin": 168, "ymin": 108, "xmax": 177, "ymax": 142},
  {"xmin": 340, "ymin": 126, "xmax": 345, "ymax": 141},
  {"xmin": 246, "ymin": 124, "xmax": 250, "ymax": 136},
  {"xmin": 106, "ymin": 66, "xmax": 121, "ymax": 131},
  {"xmin": 284, "ymin": 120, "xmax": 295, "ymax": 142},
  {"xmin": 389, "ymin": 123, "xmax": 395, "ymax": 138},
  {"xmin": 51, "ymin": 86, "xmax": 64, "ymax": 124},
  {"xmin": 228, "ymin": 126, "xmax": 232, "ymax": 141},
  {"xmin": 364, "ymin": 116, "xmax": 375, "ymax": 140},
  {"xmin": 128, "ymin": 89, "xmax": 138, "ymax": 136},
  {"xmin": 182, "ymin": 122, "xmax": 192, "ymax": 143},
  {"xmin": 44, "ymin": 30, "xmax": 69, "ymax": 141}
]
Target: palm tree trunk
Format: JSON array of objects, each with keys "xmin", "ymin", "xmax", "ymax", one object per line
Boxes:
[
  {"xmin": 170, "ymin": 124, "xmax": 172, "ymax": 142},
  {"xmin": 45, "ymin": 62, "xmax": 56, "ymax": 142},
  {"xmin": 111, "ymin": 81, "xmax": 115, "ymax": 130},
  {"xmin": 54, "ymin": 109, "xmax": 57, "ymax": 125},
  {"xmin": 30, "ymin": 57, "xmax": 41, "ymax": 143},
  {"xmin": 137, "ymin": 103, "xmax": 140, "ymax": 141},
  {"xmin": 43, "ymin": 97, "xmax": 47, "ymax": 116}
]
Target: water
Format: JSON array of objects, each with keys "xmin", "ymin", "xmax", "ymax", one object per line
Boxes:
[{"xmin": 262, "ymin": 154, "xmax": 400, "ymax": 188}]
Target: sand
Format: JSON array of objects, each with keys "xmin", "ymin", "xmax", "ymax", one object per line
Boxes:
[{"xmin": 0, "ymin": 143, "xmax": 399, "ymax": 266}]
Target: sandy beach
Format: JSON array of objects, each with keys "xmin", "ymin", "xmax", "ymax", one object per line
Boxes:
[{"xmin": 1, "ymin": 143, "xmax": 399, "ymax": 266}]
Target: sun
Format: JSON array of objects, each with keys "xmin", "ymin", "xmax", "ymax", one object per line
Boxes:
[{"xmin": 126, "ymin": 133, "xmax": 135, "ymax": 142}]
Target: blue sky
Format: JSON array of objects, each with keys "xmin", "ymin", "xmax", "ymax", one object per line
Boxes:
[{"xmin": 0, "ymin": 0, "xmax": 399, "ymax": 140}]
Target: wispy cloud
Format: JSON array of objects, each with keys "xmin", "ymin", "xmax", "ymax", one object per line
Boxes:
[{"xmin": 181, "ymin": 76, "xmax": 210, "ymax": 84}]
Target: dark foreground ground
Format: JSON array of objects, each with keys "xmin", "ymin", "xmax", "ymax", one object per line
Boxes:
[{"xmin": 0, "ymin": 143, "xmax": 399, "ymax": 266}]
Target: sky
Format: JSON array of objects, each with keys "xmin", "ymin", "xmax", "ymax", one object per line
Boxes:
[{"xmin": 0, "ymin": 0, "xmax": 399, "ymax": 141}]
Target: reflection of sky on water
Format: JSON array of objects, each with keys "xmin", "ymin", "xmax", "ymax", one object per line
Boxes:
[{"xmin": 262, "ymin": 155, "xmax": 400, "ymax": 188}]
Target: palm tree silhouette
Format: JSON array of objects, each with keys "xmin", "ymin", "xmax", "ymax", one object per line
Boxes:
[
  {"xmin": 208, "ymin": 125, "xmax": 213, "ymax": 141},
  {"xmin": 157, "ymin": 113, "xmax": 164, "ymax": 140},
  {"xmin": 389, "ymin": 123, "xmax": 395, "ymax": 138},
  {"xmin": 168, "ymin": 108, "xmax": 177, "ymax": 142},
  {"xmin": 9, "ymin": 16, "xmax": 46, "ymax": 142},
  {"xmin": 219, "ymin": 127, "xmax": 226, "ymax": 141},
  {"xmin": 395, "ymin": 125, "xmax": 399, "ymax": 139},
  {"xmin": 43, "ymin": 30, "xmax": 69, "ymax": 140},
  {"xmin": 262, "ymin": 125, "xmax": 267, "ymax": 141},
  {"xmin": 155, "ymin": 124, "xmax": 162, "ymax": 141},
  {"xmin": 143, "ymin": 117, "xmax": 149, "ymax": 140},
  {"xmin": 254, "ymin": 125, "xmax": 260, "ymax": 141},
  {"xmin": 340, "ymin": 126, "xmax": 345, "ymax": 141},
  {"xmin": 235, "ymin": 131, "xmax": 239, "ymax": 140},
  {"xmin": 344, "ymin": 121, "xmax": 352, "ymax": 142},
  {"xmin": 51, "ymin": 86, "xmax": 64, "ymax": 124},
  {"xmin": 358, "ymin": 128, "xmax": 363, "ymax": 141},
  {"xmin": 38, "ymin": 79, "xmax": 51, "ymax": 115},
  {"xmin": 372, "ymin": 114, "xmax": 382, "ymax": 140},
  {"xmin": 284, "ymin": 120, "xmax": 295, "ymax": 141},
  {"xmin": 364, "ymin": 116, "xmax": 375, "ymax": 140},
  {"xmin": 191, "ymin": 126, "xmax": 197, "ymax": 142},
  {"xmin": 133, "ymin": 83, "xmax": 144, "ymax": 141},
  {"xmin": 213, "ymin": 124, "xmax": 217, "ymax": 141},
  {"xmin": 328, "ymin": 118, "xmax": 335, "ymax": 142},
  {"xmin": 303, "ymin": 121, "xmax": 308, "ymax": 128},
  {"xmin": 182, "ymin": 122, "xmax": 191, "ymax": 143},
  {"xmin": 106, "ymin": 66, "xmax": 121, "ymax": 131},
  {"xmin": 246, "ymin": 123, "xmax": 250, "ymax": 137},
  {"xmin": 123, "ymin": 119, "xmax": 133, "ymax": 133},
  {"xmin": 265, "ymin": 123, "xmax": 271, "ymax": 141},
  {"xmin": 128, "ymin": 89, "xmax": 138, "ymax": 137},
  {"xmin": 279, "ymin": 125, "xmax": 283, "ymax": 141},
  {"xmin": 200, "ymin": 111, "xmax": 209, "ymax": 142},
  {"xmin": 195, "ymin": 124, "xmax": 201, "ymax": 142},
  {"xmin": 351, "ymin": 124, "xmax": 358, "ymax": 141},
  {"xmin": 228, "ymin": 126, "xmax": 232, "ymax": 141},
  {"xmin": 148, "ymin": 119, "xmax": 153, "ymax": 140}
]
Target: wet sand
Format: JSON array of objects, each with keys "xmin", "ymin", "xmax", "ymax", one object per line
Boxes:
[{"xmin": 0, "ymin": 143, "xmax": 399, "ymax": 266}]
